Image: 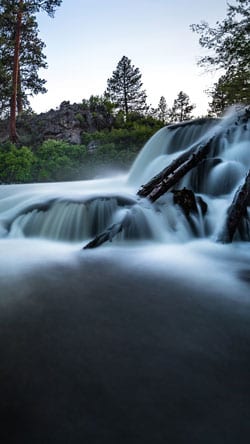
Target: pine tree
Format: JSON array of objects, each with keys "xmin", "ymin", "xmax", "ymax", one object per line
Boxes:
[
  {"xmin": 0, "ymin": 0, "xmax": 62, "ymax": 142},
  {"xmin": 207, "ymin": 68, "xmax": 250, "ymax": 116},
  {"xmin": 168, "ymin": 91, "xmax": 195, "ymax": 122},
  {"xmin": 155, "ymin": 96, "xmax": 169, "ymax": 123},
  {"xmin": 105, "ymin": 56, "xmax": 148, "ymax": 118},
  {"xmin": 0, "ymin": 6, "xmax": 47, "ymax": 117},
  {"xmin": 206, "ymin": 78, "xmax": 229, "ymax": 117}
]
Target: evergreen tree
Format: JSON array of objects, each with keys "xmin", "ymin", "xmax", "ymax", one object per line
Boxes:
[
  {"xmin": 0, "ymin": 0, "xmax": 62, "ymax": 142},
  {"xmin": 155, "ymin": 96, "xmax": 169, "ymax": 123},
  {"xmin": 207, "ymin": 68, "xmax": 250, "ymax": 116},
  {"xmin": 206, "ymin": 78, "xmax": 229, "ymax": 117},
  {"xmin": 0, "ymin": 6, "xmax": 47, "ymax": 117},
  {"xmin": 105, "ymin": 56, "xmax": 148, "ymax": 118},
  {"xmin": 169, "ymin": 91, "xmax": 195, "ymax": 122},
  {"xmin": 191, "ymin": 0, "xmax": 250, "ymax": 108}
]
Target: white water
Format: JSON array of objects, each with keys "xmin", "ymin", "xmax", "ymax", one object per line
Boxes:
[
  {"xmin": 1, "ymin": 108, "xmax": 249, "ymax": 247},
  {"xmin": 0, "ymin": 106, "xmax": 249, "ymax": 294}
]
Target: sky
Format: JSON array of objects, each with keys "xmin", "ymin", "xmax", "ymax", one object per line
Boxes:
[{"xmin": 30, "ymin": 0, "xmax": 230, "ymax": 116}]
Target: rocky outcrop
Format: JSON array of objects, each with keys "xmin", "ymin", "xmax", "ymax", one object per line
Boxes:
[{"xmin": 0, "ymin": 100, "xmax": 115, "ymax": 146}]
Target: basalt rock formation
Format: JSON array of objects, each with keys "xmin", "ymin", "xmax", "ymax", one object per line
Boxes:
[{"xmin": 0, "ymin": 100, "xmax": 115, "ymax": 146}]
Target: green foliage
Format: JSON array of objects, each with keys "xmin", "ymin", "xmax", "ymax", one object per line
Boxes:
[
  {"xmin": 168, "ymin": 91, "xmax": 196, "ymax": 122},
  {"xmin": 207, "ymin": 68, "xmax": 250, "ymax": 116},
  {"xmin": 35, "ymin": 139, "xmax": 87, "ymax": 181},
  {"xmin": 0, "ymin": 109, "xmax": 164, "ymax": 184},
  {"xmin": 30, "ymin": 1, "xmax": 63, "ymax": 17},
  {"xmin": 82, "ymin": 114, "xmax": 163, "ymax": 154},
  {"xmin": 0, "ymin": 143, "xmax": 35, "ymax": 183},
  {"xmin": 154, "ymin": 96, "xmax": 169, "ymax": 123},
  {"xmin": 191, "ymin": 0, "xmax": 250, "ymax": 110},
  {"xmin": 80, "ymin": 114, "xmax": 163, "ymax": 177},
  {"xmin": 191, "ymin": 0, "xmax": 250, "ymax": 72},
  {"xmin": 105, "ymin": 56, "xmax": 148, "ymax": 117},
  {"xmin": 0, "ymin": 0, "xmax": 62, "ymax": 119}
]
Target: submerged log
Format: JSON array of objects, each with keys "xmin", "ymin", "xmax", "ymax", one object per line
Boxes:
[
  {"xmin": 218, "ymin": 170, "xmax": 250, "ymax": 243},
  {"xmin": 137, "ymin": 138, "xmax": 213, "ymax": 202},
  {"xmin": 83, "ymin": 211, "xmax": 131, "ymax": 249}
]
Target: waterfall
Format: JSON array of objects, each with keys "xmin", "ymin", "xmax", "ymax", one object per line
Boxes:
[{"xmin": 0, "ymin": 106, "xmax": 249, "ymax": 245}]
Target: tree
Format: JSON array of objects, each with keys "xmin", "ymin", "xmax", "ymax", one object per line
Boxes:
[
  {"xmin": 105, "ymin": 56, "xmax": 148, "ymax": 118},
  {"xmin": 206, "ymin": 77, "xmax": 229, "ymax": 117},
  {"xmin": 0, "ymin": 0, "xmax": 62, "ymax": 142},
  {"xmin": 168, "ymin": 91, "xmax": 195, "ymax": 122},
  {"xmin": 0, "ymin": 5, "xmax": 47, "ymax": 117},
  {"xmin": 191, "ymin": 0, "xmax": 250, "ymax": 109},
  {"xmin": 207, "ymin": 68, "xmax": 250, "ymax": 116},
  {"xmin": 0, "ymin": 59, "xmax": 11, "ymax": 117},
  {"xmin": 0, "ymin": 143, "xmax": 35, "ymax": 183},
  {"xmin": 155, "ymin": 96, "xmax": 169, "ymax": 123}
]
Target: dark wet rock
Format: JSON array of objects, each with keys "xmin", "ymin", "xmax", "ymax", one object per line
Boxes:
[{"xmin": 172, "ymin": 187, "xmax": 207, "ymax": 217}]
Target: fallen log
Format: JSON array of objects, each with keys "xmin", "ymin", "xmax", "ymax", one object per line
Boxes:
[
  {"xmin": 83, "ymin": 211, "xmax": 131, "ymax": 249},
  {"xmin": 148, "ymin": 139, "xmax": 213, "ymax": 202},
  {"xmin": 137, "ymin": 147, "xmax": 195, "ymax": 198},
  {"xmin": 218, "ymin": 170, "xmax": 250, "ymax": 243},
  {"xmin": 137, "ymin": 138, "xmax": 213, "ymax": 202}
]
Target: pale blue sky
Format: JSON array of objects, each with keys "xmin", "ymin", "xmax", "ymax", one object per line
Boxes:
[{"xmin": 30, "ymin": 0, "xmax": 230, "ymax": 116}]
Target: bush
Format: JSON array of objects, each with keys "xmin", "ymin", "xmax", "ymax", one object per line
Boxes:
[
  {"xmin": 35, "ymin": 140, "xmax": 87, "ymax": 181},
  {"xmin": 0, "ymin": 111, "xmax": 164, "ymax": 183},
  {"xmin": 0, "ymin": 144, "xmax": 35, "ymax": 183}
]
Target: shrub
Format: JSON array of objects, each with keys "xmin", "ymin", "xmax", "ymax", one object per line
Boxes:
[{"xmin": 0, "ymin": 144, "xmax": 35, "ymax": 183}]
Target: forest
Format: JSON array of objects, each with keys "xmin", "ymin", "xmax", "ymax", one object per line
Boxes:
[{"xmin": 0, "ymin": 0, "xmax": 249, "ymax": 184}]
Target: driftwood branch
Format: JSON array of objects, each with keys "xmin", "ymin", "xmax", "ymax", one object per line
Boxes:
[
  {"xmin": 218, "ymin": 170, "xmax": 250, "ymax": 243},
  {"xmin": 137, "ymin": 147, "xmax": 195, "ymax": 198},
  {"xmin": 138, "ymin": 138, "xmax": 213, "ymax": 202},
  {"xmin": 83, "ymin": 211, "xmax": 131, "ymax": 249}
]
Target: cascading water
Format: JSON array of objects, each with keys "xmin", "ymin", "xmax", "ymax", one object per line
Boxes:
[
  {"xmin": 0, "ymin": 106, "xmax": 250, "ymax": 444},
  {"xmin": 0, "ymin": 106, "xmax": 249, "ymax": 245}
]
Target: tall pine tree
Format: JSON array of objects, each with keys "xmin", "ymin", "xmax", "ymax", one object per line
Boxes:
[
  {"xmin": 0, "ymin": 5, "xmax": 47, "ymax": 117},
  {"xmin": 0, "ymin": 0, "xmax": 62, "ymax": 142},
  {"xmin": 105, "ymin": 56, "xmax": 148, "ymax": 118}
]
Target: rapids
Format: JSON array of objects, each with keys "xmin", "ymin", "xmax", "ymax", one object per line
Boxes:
[
  {"xmin": 0, "ymin": 106, "xmax": 250, "ymax": 443},
  {"xmin": 0, "ymin": 107, "xmax": 249, "ymax": 246}
]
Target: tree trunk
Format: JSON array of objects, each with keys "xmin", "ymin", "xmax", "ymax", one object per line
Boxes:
[
  {"xmin": 218, "ymin": 170, "xmax": 250, "ymax": 243},
  {"xmin": 137, "ymin": 146, "xmax": 196, "ymax": 198},
  {"xmin": 83, "ymin": 211, "xmax": 131, "ymax": 249},
  {"xmin": 138, "ymin": 138, "xmax": 213, "ymax": 202},
  {"xmin": 9, "ymin": 0, "xmax": 23, "ymax": 142},
  {"xmin": 17, "ymin": 67, "xmax": 23, "ymax": 115}
]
